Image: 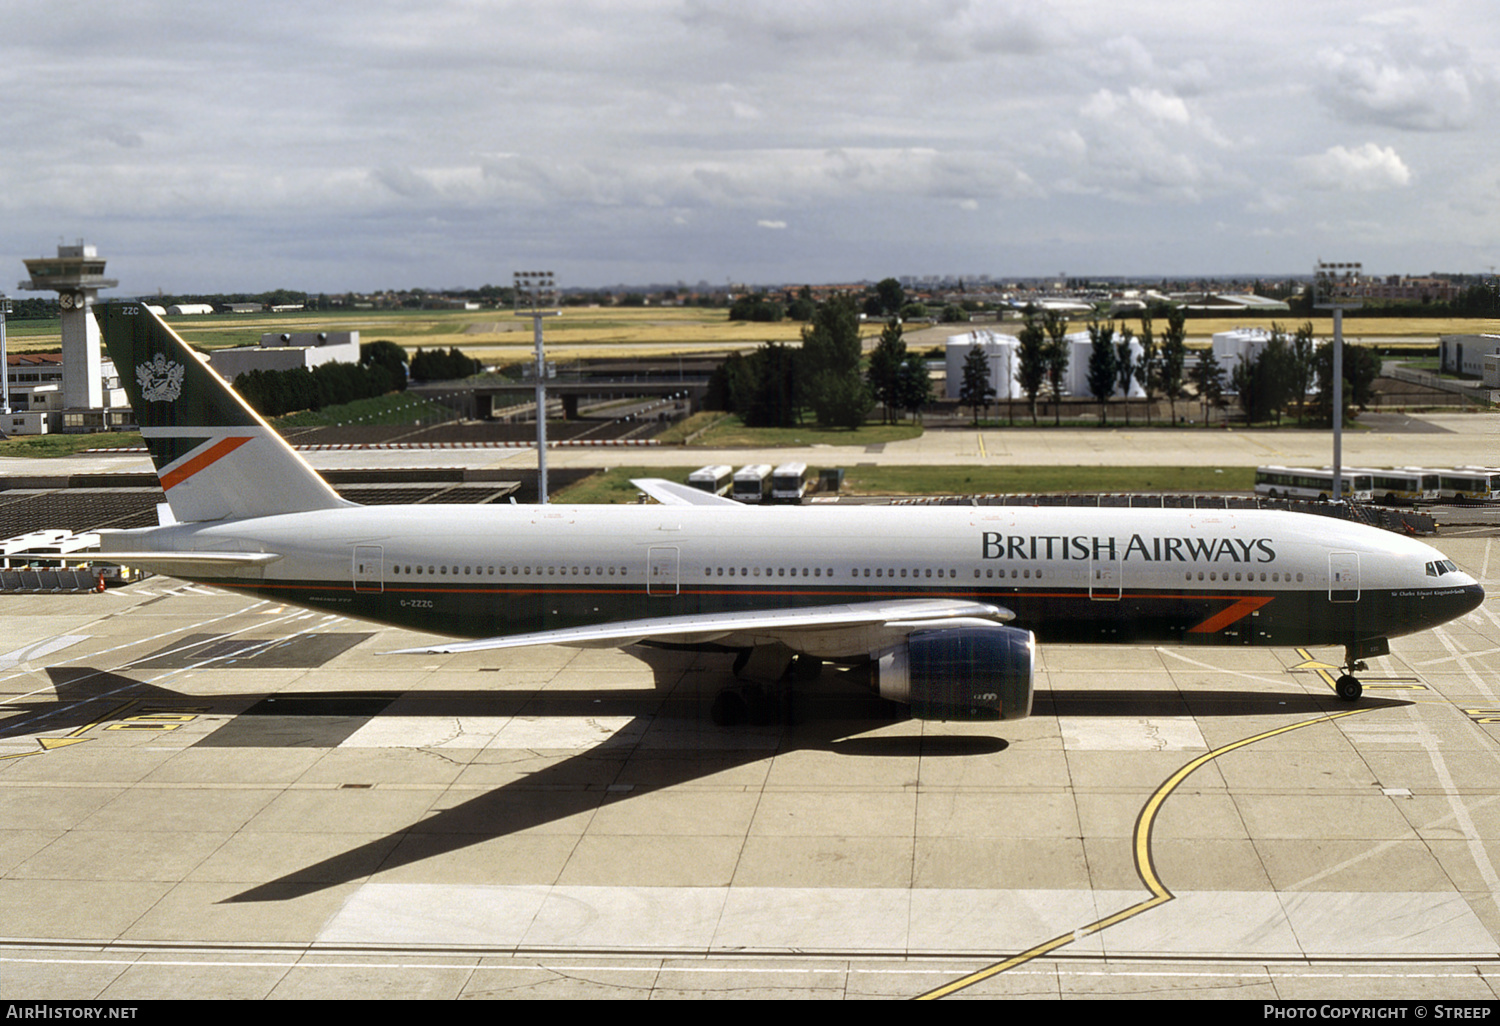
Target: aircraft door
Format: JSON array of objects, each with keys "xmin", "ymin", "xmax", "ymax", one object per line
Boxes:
[
  {"xmin": 648, "ymin": 546, "xmax": 679, "ymax": 596},
  {"xmin": 1090, "ymin": 553, "xmax": 1121, "ymax": 600},
  {"xmin": 353, "ymin": 545, "xmax": 383, "ymax": 593},
  {"xmin": 1329, "ymin": 552, "xmax": 1359, "ymax": 603}
]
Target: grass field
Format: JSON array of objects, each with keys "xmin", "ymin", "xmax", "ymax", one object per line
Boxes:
[
  {"xmin": 689, "ymin": 416, "xmax": 924, "ymax": 447},
  {"xmin": 0, "ymin": 431, "xmax": 144, "ymax": 458},
  {"xmin": 270, "ymin": 391, "xmax": 455, "ymax": 428},
  {"xmin": 553, "ymin": 464, "xmax": 1255, "ymax": 504}
]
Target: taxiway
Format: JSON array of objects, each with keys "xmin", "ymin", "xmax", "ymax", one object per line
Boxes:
[{"xmin": 1, "ymin": 537, "xmax": 1497, "ymax": 999}]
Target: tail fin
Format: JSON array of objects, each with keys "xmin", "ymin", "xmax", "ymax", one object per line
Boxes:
[{"xmin": 99, "ymin": 302, "xmax": 351, "ymax": 522}]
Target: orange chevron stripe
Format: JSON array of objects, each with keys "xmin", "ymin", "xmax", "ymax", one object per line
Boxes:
[
  {"xmin": 1187, "ymin": 595, "xmax": 1274, "ymax": 634},
  {"xmin": 160, "ymin": 436, "xmax": 252, "ymax": 491}
]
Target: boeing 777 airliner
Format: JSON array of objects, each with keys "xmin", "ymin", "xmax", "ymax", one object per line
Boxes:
[{"xmin": 85, "ymin": 303, "xmax": 1484, "ymax": 723}]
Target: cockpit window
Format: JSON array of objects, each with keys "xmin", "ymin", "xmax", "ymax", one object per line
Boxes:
[{"xmin": 1426, "ymin": 560, "xmax": 1459, "ymax": 577}]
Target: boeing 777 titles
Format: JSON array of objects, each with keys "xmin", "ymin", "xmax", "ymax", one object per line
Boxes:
[{"xmin": 78, "ymin": 302, "xmax": 1484, "ymax": 723}]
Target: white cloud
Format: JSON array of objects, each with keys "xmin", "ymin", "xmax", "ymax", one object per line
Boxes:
[
  {"xmin": 0, "ymin": 1, "xmax": 1494, "ymax": 289},
  {"xmin": 757, "ymin": 219, "xmax": 788, "ymax": 229},
  {"xmin": 1319, "ymin": 39, "xmax": 1491, "ymax": 131},
  {"xmin": 1298, "ymin": 143, "xmax": 1412, "ymax": 191}
]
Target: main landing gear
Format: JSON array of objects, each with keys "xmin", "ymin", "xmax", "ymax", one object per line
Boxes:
[{"xmin": 710, "ymin": 646, "xmax": 822, "ymax": 726}]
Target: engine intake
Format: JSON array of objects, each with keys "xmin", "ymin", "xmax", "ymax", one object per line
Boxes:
[{"xmin": 874, "ymin": 624, "xmax": 1035, "ymax": 721}]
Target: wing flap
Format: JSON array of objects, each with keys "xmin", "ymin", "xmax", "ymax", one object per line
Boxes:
[{"xmin": 631, "ymin": 478, "xmax": 745, "ymax": 507}]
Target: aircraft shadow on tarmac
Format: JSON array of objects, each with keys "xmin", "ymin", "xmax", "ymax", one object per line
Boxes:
[{"xmin": 7, "ymin": 645, "xmax": 1409, "ymax": 904}]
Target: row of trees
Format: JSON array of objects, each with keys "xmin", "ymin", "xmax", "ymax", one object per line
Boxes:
[
  {"xmin": 708, "ymin": 296, "xmax": 934, "ymax": 429},
  {"xmin": 958, "ymin": 307, "xmax": 1194, "ymax": 428},
  {"xmin": 1206, "ymin": 324, "xmax": 1379, "ymax": 427},
  {"xmin": 957, "ymin": 310, "xmax": 1377, "ymax": 428},
  {"xmin": 409, "ymin": 346, "xmax": 483, "ymax": 381},
  {"xmin": 727, "ymin": 278, "xmax": 972, "ymax": 326},
  {"xmin": 234, "ymin": 339, "xmax": 412, "ymax": 418}
]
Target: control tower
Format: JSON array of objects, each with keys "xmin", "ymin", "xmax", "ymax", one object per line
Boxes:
[{"xmin": 20, "ymin": 241, "xmax": 119, "ymax": 410}]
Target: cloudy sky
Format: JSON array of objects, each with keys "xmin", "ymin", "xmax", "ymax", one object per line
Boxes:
[{"xmin": 3, "ymin": 1, "xmax": 1497, "ymax": 294}]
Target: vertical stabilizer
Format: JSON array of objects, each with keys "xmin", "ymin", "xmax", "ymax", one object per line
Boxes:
[{"xmin": 99, "ymin": 302, "xmax": 351, "ymax": 522}]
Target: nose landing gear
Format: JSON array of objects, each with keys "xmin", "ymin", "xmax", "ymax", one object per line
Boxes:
[{"xmin": 1335, "ymin": 638, "xmax": 1390, "ymax": 702}]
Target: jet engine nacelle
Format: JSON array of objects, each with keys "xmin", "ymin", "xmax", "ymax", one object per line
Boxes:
[{"xmin": 874, "ymin": 623, "xmax": 1035, "ymax": 721}]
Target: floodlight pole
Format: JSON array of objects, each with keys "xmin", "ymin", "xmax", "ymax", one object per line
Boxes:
[
  {"xmin": 1332, "ymin": 307, "xmax": 1343, "ymax": 502},
  {"xmin": 1314, "ymin": 261, "xmax": 1361, "ymax": 504},
  {"xmin": 514, "ymin": 272, "xmax": 559, "ymax": 504},
  {"xmin": 0, "ymin": 294, "xmax": 10, "ymax": 415}
]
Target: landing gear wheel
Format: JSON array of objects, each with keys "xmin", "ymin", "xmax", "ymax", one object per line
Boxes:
[
  {"xmin": 1335, "ymin": 674, "xmax": 1363, "ymax": 702},
  {"xmin": 711, "ymin": 688, "xmax": 750, "ymax": 726}
]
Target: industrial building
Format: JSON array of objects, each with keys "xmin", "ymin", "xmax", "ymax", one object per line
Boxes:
[
  {"xmin": 4, "ymin": 352, "xmax": 129, "ymax": 435},
  {"xmin": 206, "ymin": 331, "xmax": 361, "ymax": 381},
  {"xmin": 1439, "ymin": 334, "xmax": 1500, "ymax": 377}
]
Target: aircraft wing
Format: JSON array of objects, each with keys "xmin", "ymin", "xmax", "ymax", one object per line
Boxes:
[
  {"xmin": 631, "ymin": 478, "xmax": 745, "ymax": 507},
  {"xmin": 391, "ymin": 597, "xmax": 1014, "ymax": 658}
]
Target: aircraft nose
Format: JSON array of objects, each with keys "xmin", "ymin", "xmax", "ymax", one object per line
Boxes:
[{"xmin": 1437, "ymin": 581, "xmax": 1487, "ymax": 625}]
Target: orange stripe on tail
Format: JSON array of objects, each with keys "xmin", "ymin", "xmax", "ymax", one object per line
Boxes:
[{"xmin": 160, "ymin": 436, "xmax": 252, "ymax": 491}]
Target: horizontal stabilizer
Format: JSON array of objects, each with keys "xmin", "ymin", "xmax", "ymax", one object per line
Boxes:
[{"xmin": 18, "ymin": 550, "xmax": 282, "ymax": 578}]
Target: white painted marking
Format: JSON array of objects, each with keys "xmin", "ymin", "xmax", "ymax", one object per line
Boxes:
[
  {"xmin": 339, "ymin": 715, "xmax": 644, "ymax": 750},
  {"xmin": 1062, "ymin": 717, "xmax": 1206, "ymax": 752},
  {"xmin": 0, "ymin": 636, "xmax": 88, "ymax": 671},
  {"xmin": 318, "ymin": 884, "xmax": 1499, "ymax": 957}
]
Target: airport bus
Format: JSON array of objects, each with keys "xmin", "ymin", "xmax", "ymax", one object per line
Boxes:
[
  {"xmin": 771, "ymin": 462, "xmax": 809, "ymax": 504},
  {"xmin": 1358, "ymin": 467, "xmax": 1441, "ymax": 506},
  {"xmin": 1439, "ymin": 468, "xmax": 1500, "ymax": 502},
  {"xmin": 1254, "ymin": 466, "xmax": 1374, "ymax": 502},
  {"xmin": 687, "ymin": 464, "xmax": 734, "ymax": 497},
  {"xmin": 731, "ymin": 464, "xmax": 773, "ymax": 503}
]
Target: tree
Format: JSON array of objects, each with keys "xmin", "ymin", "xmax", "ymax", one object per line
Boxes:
[
  {"xmin": 706, "ymin": 352, "xmax": 754, "ymax": 413},
  {"xmin": 742, "ymin": 342, "xmax": 801, "ymax": 427},
  {"xmin": 1134, "ymin": 313, "xmax": 1158, "ymax": 425},
  {"xmin": 873, "ymin": 278, "xmax": 905, "ymax": 317},
  {"xmin": 866, "ymin": 318, "xmax": 907, "ymax": 424},
  {"xmin": 410, "ymin": 347, "xmax": 481, "ymax": 381},
  {"xmin": 787, "ymin": 286, "xmax": 816, "ymax": 322},
  {"xmin": 801, "ymin": 296, "xmax": 872, "ymax": 428},
  {"xmin": 1290, "ymin": 321, "xmax": 1317, "ymax": 424},
  {"xmin": 959, "ymin": 344, "xmax": 996, "ymax": 426},
  {"xmin": 1115, "ymin": 324, "xmax": 1137, "ymax": 426},
  {"xmin": 1189, "ymin": 346, "xmax": 1225, "ymax": 426},
  {"xmin": 1312, "ymin": 340, "xmax": 1379, "ymax": 425},
  {"xmin": 1086, "ymin": 320, "xmax": 1118, "ymax": 425},
  {"xmin": 728, "ymin": 293, "xmax": 784, "ymax": 322},
  {"xmin": 895, "ymin": 352, "xmax": 933, "ymax": 423},
  {"xmin": 1016, "ymin": 309, "xmax": 1049, "ymax": 426},
  {"xmin": 706, "ymin": 345, "xmax": 800, "ymax": 427},
  {"xmin": 1261, "ymin": 325, "xmax": 1298, "ymax": 425},
  {"xmin": 361, "ymin": 339, "xmax": 409, "ymax": 392},
  {"xmin": 1231, "ymin": 348, "xmax": 1270, "ymax": 423},
  {"xmin": 1158, "ymin": 307, "xmax": 1189, "ymax": 424},
  {"xmin": 1041, "ymin": 309, "xmax": 1071, "ymax": 426},
  {"xmin": 811, "ymin": 370, "xmax": 875, "ymax": 429}
]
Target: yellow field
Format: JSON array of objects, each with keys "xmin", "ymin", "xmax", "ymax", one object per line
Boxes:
[{"xmin": 7, "ymin": 306, "xmax": 1491, "ymax": 361}]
